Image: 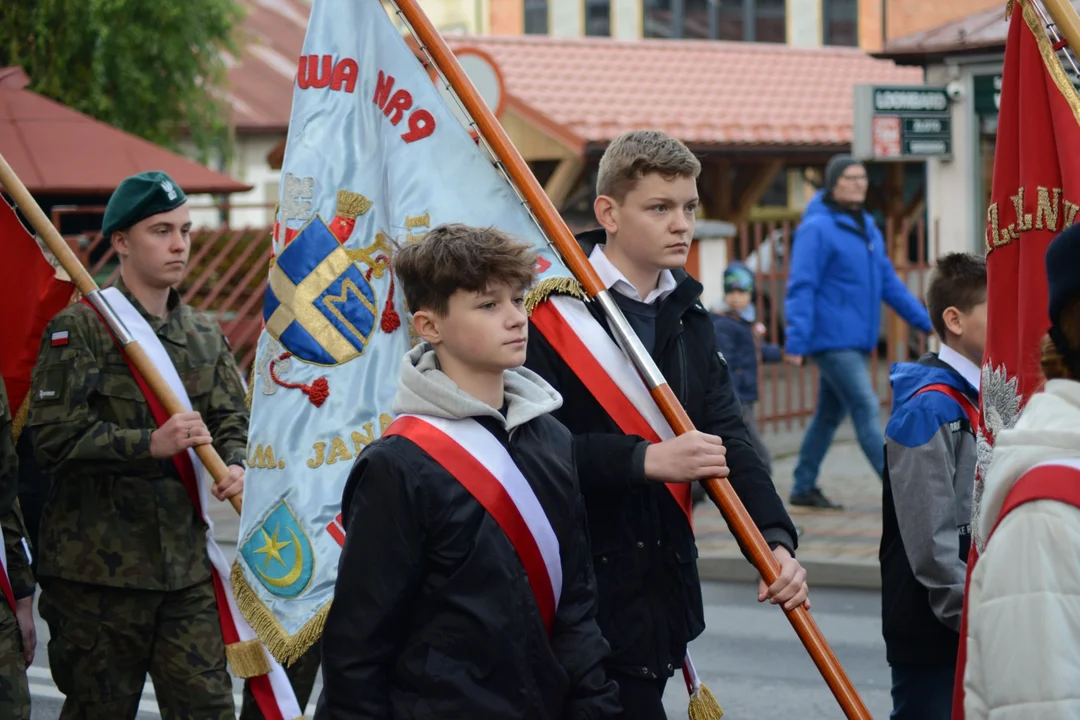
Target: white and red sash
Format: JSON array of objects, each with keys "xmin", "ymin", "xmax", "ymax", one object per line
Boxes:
[
  {"xmin": 953, "ymin": 457, "xmax": 1080, "ymax": 719},
  {"xmin": 0, "ymin": 529, "xmax": 15, "ymax": 614},
  {"xmin": 530, "ymin": 294, "xmax": 693, "ymax": 522},
  {"xmin": 385, "ymin": 413, "xmax": 563, "ymax": 634},
  {"xmin": 530, "ymin": 293, "xmax": 706, "ymax": 694},
  {"xmin": 85, "ymin": 289, "xmax": 302, "ymax": 720}
]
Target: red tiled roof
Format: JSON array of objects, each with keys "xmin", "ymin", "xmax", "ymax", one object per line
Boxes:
[
  {"xmin": 0, "ymin": 68, "xmax": 251, "ymax": 196},
  {"xmin": 227, "ymin": 0, "xmax": 310, "ymax": 133},
  {"xmin": 223, "ymin": 2, "xmax": 921, "ymax": 148},
  {"xmin": 882, "ymin": 1, "xmax": 1080, "ymax": 59},
  {"xmin": 445, "ymin": 35, "xmax": 923, "ymax": 149}
]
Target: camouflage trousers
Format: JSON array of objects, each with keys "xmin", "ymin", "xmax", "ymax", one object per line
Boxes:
[
  {"xmin": 39, "ymin": 577, "xmax": 234, "ymax": 720},
  {"xmin": 238, "ymin": 639, "xmax": 321, "ymax": 719},
  {"xmin": 0, "ymin": 601, "xmax": 30, "ymax": 720}
]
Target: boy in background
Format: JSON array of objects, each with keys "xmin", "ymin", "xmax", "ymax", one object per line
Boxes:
[
  {"xmin": 879, "ymin": 253, "xmax": 986, "ymax": 720},
  {"xmin": 710, "ymin": 261, "xmax": 782, "ymax": 475}
]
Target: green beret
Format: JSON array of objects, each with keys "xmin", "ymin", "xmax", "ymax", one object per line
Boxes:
[{"xmin": 101, "ymin": 171, "xmax": 188, "ymax": 239}]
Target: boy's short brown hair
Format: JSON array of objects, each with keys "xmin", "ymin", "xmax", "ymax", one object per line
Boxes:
[
  {"xmin": 926, "ymin": 252, "xmax": 987, "ymax": 341},
  {"xmin": 394, "ymin": 224, "xmax": 538, "ymax": 316},
  {"xmin": 596, "ymin": 130, "xmax": 702, "ymax": 203}
]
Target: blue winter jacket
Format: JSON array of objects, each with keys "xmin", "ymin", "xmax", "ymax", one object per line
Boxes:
[
  {"xmin": 711, "ymin": 312, "xmax": 781, "ymax": 404},
  {"xmin": 784, "ymin": 191, "xmax": 932, "ymax": 356}
]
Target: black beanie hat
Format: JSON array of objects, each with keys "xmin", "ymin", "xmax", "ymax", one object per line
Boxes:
[
  {"xmin": 824, "ymin": 155, "xmax": 862, "ymax": 191},
  {"xmin": 1047, "ymin": 222, "xmax": 1080, "ymax": 326},
  {"xmin": 1046, "ymin": 222, "xmax": 1080, "ymax": 375}
]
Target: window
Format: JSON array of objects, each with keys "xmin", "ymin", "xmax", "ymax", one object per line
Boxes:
[
  {"xmin": 715, "ymin": 0, "xmax": 786, "ymax": 42},
  {"xmin": 754, "ymin": 0, "xmax": 785, "ymax": 43},
  {"xmin": 525, "ymin": 0, "xmax": 548, "ymax": 35},
  {"xmin": 586, "ymin": 0, "xmax": 611, "ymax": 36},
  {"xmin": 643, "ymin": 0, "xmax": 675, "ymax": 38},
  {"xmin": 823, "ymin": 0, "xmax": 858, "ymax": 46}
]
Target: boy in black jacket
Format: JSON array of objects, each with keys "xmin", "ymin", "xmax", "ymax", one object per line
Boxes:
[
  {"xmin": 316, "ymin": 225, "xmax": 619, "ymax": 720},
  {"xmin": 525, "ymin": 130, "xmax": 806, "ymax": 719}
]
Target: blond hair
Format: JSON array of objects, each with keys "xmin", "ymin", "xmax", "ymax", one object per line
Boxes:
[{"xmin": 596, "ymin": 130, "xmax": 701, "ymax": 202}]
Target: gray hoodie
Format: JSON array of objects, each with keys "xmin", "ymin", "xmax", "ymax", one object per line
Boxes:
[{"xmin": 393, "ymin": 343, "xmax": 563, "ymax": 432}]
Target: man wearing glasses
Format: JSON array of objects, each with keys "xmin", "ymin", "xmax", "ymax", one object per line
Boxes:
[{"xmin": 782, "ymin": 156, "xmax": 932, "ymax": 511}]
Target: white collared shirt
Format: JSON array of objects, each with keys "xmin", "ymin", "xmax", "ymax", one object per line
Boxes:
[
  {"xmin": 938, "ymin": 344, "xmax": 982, "ymax": 392},
  {"xmin": 588, "ymin": 244, "xmax": 677, "ymax": 305}
]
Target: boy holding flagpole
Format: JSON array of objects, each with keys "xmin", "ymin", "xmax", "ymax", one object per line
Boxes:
[
  {"xmin": 526, "ymin": 130, "xmax": 807, "ymax": 718},
  {"xmin": 316, "ymin": 224, "xmax": 620, "ymax": 719}
]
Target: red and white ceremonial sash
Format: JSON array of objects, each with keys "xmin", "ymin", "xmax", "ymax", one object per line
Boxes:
[
  {"xmin": 954, "ymin": 457, "xmax": 1080, "ymax": 719},
  {"xmin": 529, "ymin": 294, "xmax": 693, "ymax": 523},
  {"xmin": 385, "ymin": 413, "xmax": 563, "ymax": 634},
  {"xmin": 85, "ymin": 289, "xmax": 302, "ymax": 720},
  {"xmin": 0, "ymin": 529, "xmax": 16, "ymax": 614},
  {"xmin": 530, "ymin": 293, "xmax": 704, "ymax": 691}
]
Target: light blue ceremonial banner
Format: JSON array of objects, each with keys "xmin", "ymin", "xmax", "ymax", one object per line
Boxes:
[{"xmin": 233, "ymin": 0, "xmax": 570, "ymax": 663}]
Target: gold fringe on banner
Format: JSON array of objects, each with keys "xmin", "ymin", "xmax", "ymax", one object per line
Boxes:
[
  {"xmin": 1023, "ymin": 0, "xmax": 1080, "ymax": 123},
  {"xmin": 231, "ymin": 560, "xmax": 331, "ymax": 667},
  {"xmin": 225, "ymin": 638, "xmax": 272, "ymax": 679},
  {"xmin": 688, "ymin": 684, "xmax": 724, "ymax": 720},
  {"xmin": 525, "ymin": 276, "xmax": 587, "ymax": 315}
]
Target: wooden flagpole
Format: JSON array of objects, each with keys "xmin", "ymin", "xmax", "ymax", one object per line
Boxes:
[
  {"xmin": 389, "ymin": 1, "xmax": 871, "ymax": 717},
  {"xmin": 0, "ymin": 153, "xmax": 243, "ymax": 514},
  {"xmin": 1042, "ymin": 0, "xmax": 1080, "ymax": 55}
]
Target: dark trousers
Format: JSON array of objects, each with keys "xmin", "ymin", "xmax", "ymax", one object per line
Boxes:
[
  {"xmin": 890, "ymin": 663, "xmax": 955, "ymax": 720},
  {"xmin": 612, "ymin": 673, "xmax": 668, "ymax": 720}
]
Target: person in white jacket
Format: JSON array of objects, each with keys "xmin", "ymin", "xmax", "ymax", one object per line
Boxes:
[{"xmin": 963, "ymin": 224, "xmax": 1080, "ymax": 719}]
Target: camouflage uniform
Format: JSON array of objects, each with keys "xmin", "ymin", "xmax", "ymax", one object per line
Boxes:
[
  {"xmin": 27, "ymin": 280, "xmax": 249, "ymax": 720},
  {"xmin": 0, "ymin": 379, "xmax": 34, "ymax": 720}
]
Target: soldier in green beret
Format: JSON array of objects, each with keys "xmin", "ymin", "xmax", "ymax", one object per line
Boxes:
[
  {"xmin": 0, "ymin": 377, "xmax": 36, "ymax": 720},
  {"xmin": 27, "ymin": 171, "xmax": 247, "ymax": 719}
]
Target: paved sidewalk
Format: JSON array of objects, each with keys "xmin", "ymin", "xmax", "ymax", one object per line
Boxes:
[{"xmin": 695, "ymin": 418, "xmax": 886, "ymax": 588}]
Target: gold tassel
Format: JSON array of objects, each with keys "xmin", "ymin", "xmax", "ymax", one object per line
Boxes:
[
  {"xmin": 1006, "ymin": 0, "xmax": 1015, "ymax": 20},
  {"xmin": 335, "ymin": 189, "xmax": 372, "ymax": 220},
  {"xmin": 225, "ymin": 638, "xmax": 272, "ymax": 679},
  {"xmin": 231, "ymin": 560, "xmax": 331, "ymax": 667},
  {"xmin": 11, "ymin": 393, "xmax": 30, "ymax": 445},
  {"xmin": 524, "ymin": 276, "xmax": 587, "ymax": 315},
  {"xmin": 688, "ymin": 683, "xmax": 724, "ymax": 720}
]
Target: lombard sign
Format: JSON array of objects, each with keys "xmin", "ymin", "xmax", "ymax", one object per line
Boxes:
[{"xmin": 853, "ymin": 84, "xmax": 952, "ymax": 161}]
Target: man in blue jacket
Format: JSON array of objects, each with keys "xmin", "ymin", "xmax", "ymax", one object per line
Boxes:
[{"xmin": 783, "ymin": 156, "xmax": 932, "ymax": 511}]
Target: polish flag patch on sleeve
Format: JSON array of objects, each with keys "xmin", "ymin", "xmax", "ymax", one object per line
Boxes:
[{"xmin": 51, "ymin": 331, "xmax": 69, "ymax": 347}]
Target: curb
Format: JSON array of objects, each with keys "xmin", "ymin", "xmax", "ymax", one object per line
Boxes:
[{"xmin": 698, "ymin": 554, "xmax": 881, "ymax": 590}]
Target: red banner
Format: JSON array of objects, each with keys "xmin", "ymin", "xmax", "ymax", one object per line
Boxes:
[
  {"xmin": 0, "ymin": 197, "xmax": 74, "ymax": 420},
  {"xmin": 955, "ymin": 2, "xmax": 1080, "ymax": 715}
]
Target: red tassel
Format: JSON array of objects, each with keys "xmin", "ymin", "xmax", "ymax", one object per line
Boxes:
[
  {"xmin": 269, "ymin": 352, "xmax": 330, "ymax": 407},
  {"xmin": 364, "ymin": 254, "xmax": 401, "ymax": 333}
]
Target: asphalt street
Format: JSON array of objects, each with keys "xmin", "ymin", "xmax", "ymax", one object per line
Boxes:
[{"xmin": 26, "ymin": 578, "xmax": 892, "ymax": 720}]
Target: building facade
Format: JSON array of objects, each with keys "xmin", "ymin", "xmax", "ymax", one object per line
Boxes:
[{"xmin": 423, "ymin": 0, "xmax": 1002, "ymax": 51}]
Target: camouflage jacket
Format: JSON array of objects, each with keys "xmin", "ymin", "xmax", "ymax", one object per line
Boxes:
[
  {"xmin": 0, "ymin": 379, "xmax": 34, "ymax": 601},
  {"xmin": 27, "ymin": 281, "xmax": 249, "ymax": 591}
]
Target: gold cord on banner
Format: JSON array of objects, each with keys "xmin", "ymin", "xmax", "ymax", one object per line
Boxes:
[{"xmin": 231, "ymin": 560, "xmax": 331, "ymax": 666}]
